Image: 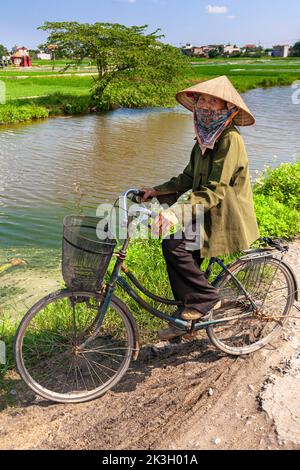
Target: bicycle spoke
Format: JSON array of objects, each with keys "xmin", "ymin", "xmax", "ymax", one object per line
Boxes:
[
  {"xmin": 77, "ymin": 360, "xmax": 88, "ymax": 391},
  {"xmin": 82, "ymin": 349, "xmax": 128, "ymax": 358},
  {"xmin": 81, "ymin": 345, "xmax": 131, "ymax": 353},
  {"xmin": 81, "ymin": 355, "xmax": 99, "ymax": 389},
  {"xmin": 208, "ymin": 257, "xmax": 293, "ymax": 354},
  {"xmin": 81, "ymin": 355, "xmax": 107, "ymax": 386},
  {"xmin": 16, "ymin": 291, "xmax": 134, "ymax": 401},
  {"xmin": 62, "ymin": 357, "xmax": 77, "ymax": 394}
]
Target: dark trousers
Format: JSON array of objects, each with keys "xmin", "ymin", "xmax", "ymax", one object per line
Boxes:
[{"xmin": 162, "ymin": 228, "xmax": 220, "ymax": 314}]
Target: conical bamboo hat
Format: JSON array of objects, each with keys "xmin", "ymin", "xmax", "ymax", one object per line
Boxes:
[{"xmin": 176, "ymin": 75, "xmax": 255, "ymax": 126}]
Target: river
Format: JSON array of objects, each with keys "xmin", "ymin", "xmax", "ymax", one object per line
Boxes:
[{"xmin": 0, "ymin": 85, "xmax": 299, "ymax": 250}]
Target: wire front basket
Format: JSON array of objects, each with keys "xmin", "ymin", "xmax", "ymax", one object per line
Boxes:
[{"xmin": 62, "ymin": 215, "xmax": 117, "ymax": 291}]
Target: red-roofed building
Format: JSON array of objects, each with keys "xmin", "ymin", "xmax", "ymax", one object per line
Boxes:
[
  {"xmin": 243, "ymin": 44, "xmax": 257, "ymax": 49},
  {"xmin": 11, "ymin": 47, "xmax": 32, "ymax": 67}
]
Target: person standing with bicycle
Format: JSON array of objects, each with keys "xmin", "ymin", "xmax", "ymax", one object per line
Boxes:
[{"xmin": 140, "ymin": 75, "xmax": 260, "ymax": 340}]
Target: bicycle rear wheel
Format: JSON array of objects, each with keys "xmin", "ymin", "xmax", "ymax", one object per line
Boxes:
[
  {"xmin": 207, "ymin": 256, "xmax": 295, "ymax": 355},
  {"xmin": 14, "ymin": 290, "xmax": 136, "ymax": 403}
]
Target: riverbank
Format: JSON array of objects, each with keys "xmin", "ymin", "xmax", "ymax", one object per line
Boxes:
[{"xmin": 1, "ymin": 57, "xmax": 300, "ymax": 124}]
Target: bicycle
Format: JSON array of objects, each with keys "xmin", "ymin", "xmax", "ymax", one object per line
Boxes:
[{"xmin": 14, "ymin": 189, "xmax": 299, "ymax": 403}]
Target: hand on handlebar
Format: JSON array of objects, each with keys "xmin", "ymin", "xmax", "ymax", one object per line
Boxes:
[
  {"xmin": 139, "ymin": 187, "xmax": 158, "ymax": 202},
  {"xmin": 123, "ymin": 189, "xmax": 181, "ymax": 238}
]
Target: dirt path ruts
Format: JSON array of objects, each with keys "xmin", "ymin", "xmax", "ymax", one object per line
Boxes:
[{"xmin": 0, "ymin": 240, "xmax": 299, "ymax": 450}]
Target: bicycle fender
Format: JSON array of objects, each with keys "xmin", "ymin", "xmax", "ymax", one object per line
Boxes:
[{"xmin": 112, "ymin": 294, "xmax": 140, "ymax": 360}]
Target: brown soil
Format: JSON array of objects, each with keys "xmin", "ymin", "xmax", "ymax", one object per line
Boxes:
[{"xmin": 0, "ymin": 240, "xmax": 299, "ymax": 450}]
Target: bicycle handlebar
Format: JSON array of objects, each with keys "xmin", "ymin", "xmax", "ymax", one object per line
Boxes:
[
  {"xmin": 131, "ymin": 190, "xmax": 146, "ymax": 204},
  {"xmin": 121, "ymin": 189, "xmax": 158, "ymax": 229},
  {"xmin": 123, "ymin": 188, "xmax": 145, "ymax": 204}
]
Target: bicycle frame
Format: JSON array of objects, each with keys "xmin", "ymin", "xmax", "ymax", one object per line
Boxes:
[
  {"xmin": 83, "ymin": 189, "xmax": 297, "ymax": 344},
  {"xmin": 89, "ymin": 244, "xmax": 258, "ymax": 341},
  {"xmin": 116, "ymin": 259, "xmax": 256, "ymax": 331}
]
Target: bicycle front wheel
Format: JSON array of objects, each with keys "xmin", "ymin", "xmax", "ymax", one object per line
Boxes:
[
  {"xmin": 14, "ymin": 290, "xmax": 136, "ymax": 403},
  {"xmin": 207, "ymin": 256, "xmax": 295, "ymax": 355}
]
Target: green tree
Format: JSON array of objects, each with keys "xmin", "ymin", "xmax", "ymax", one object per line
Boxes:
[
  {"xmin": 291, "ymin": 41, "xmax": 300, "ymax": 56},
  {"xmin": 38, "ymin": 21, "xmax": 188, "ymax": 109},
  {"xmin": 0, "ymin": 44, "xmax": 9, "ymax": 57}
]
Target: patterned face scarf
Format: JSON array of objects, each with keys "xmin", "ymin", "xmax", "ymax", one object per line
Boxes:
[{"xmin": 194, "ymin": 104, "xmax": 239, "ymax": 152}]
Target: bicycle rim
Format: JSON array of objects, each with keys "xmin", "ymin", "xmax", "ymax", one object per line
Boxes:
[
  {"xmin": 14, "ymin": 290, "xmax": 135, "ymax": 403},
  {"xmin": 207, "ymin": 257, "xmax": 294, "ymax": 355}
]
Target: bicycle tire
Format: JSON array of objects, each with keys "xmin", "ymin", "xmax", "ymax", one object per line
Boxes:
[
  {"xmin": 14, "ymin": 289, "xmax": 136, "ymax": 403},
  {"xmin": 207, "ymin": 256, "xmax": 294, "ymax": 355}
]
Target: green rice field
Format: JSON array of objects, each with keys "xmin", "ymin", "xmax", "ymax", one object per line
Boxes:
[{"xmin": 0, "ymin": 57, "xmax": 300, "ymax": 123}]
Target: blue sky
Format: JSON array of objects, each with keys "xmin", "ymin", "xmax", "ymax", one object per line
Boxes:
[{"xmin": 0, "ymin": 0, "xmax": 299, "ymax": 49}]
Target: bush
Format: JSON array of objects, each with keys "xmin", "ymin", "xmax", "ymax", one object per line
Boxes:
[
  {"xmin": 92, "ymin": 80, "xmax": 182, "ymax": 111},
  {"xmin": 61, "ymin": 96, "xmax": 90, "ymax": 115},
  {"xmin": 254, "ymin": 193, "xmax": 300, "ymax": 238},
  {"xmin": 0, "ymin": 104, "xmax": 48, "ymax": 124},
  {"xmin": 254, "ymin": 161, "xmax": 300, "ymax": 210}
]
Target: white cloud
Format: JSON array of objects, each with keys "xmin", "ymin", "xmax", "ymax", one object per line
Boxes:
[
  {"xmin": 128, "ymin": 0, "xmax": 136, "ymax": 3},
  {"xmin": 206, "ymin": 5, "xmax": 228, "ymax": 14},
  {"xmin": 227, "ymin": 15, "xmax": 236, "ymax": 20}
]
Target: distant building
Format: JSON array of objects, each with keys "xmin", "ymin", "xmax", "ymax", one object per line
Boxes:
[
  {"xmin": 223, "ymin": 44, "xmax": 241, "ymax": 55},
  {"xmin": 240, "ymin": 44, "xmax": 261, "ymax": 55},
  {"xmin": 36, "ymin": 52, "xmax": 51, "ymax": 60},
  {"xmin": 272, "ymin": 45, "xmax": 290, "ymax": 58},
  {"xmin": 182, "ymin": 44, "xmax": 223, "ymax": 58},
  {"xmin": 11, "ymin": 46, "xmax": 32, "ymax": 67},
  {"xmin": 181, "ymin": 44, "xmax": 196, "ymax": 56},
  {"xmin": 182, "ymin": 44, "xmax": 207, "ymax": 57},
  {"xmin": 243, "ymin": 44, "xmax": 257, "ymax": 50},
  {"xmin": 193, "ymin": 46, "xmax": 208, "ymax": 57}
]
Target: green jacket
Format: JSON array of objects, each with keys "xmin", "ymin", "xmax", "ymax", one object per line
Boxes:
[{"xmin": 153, "ymin": 123, "xmax": 260, "ymax": 257}]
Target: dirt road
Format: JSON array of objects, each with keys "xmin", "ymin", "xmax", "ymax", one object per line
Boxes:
[{"xmin": 0, "ymin": 240, "xmax": 299, "ymax": 450}]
